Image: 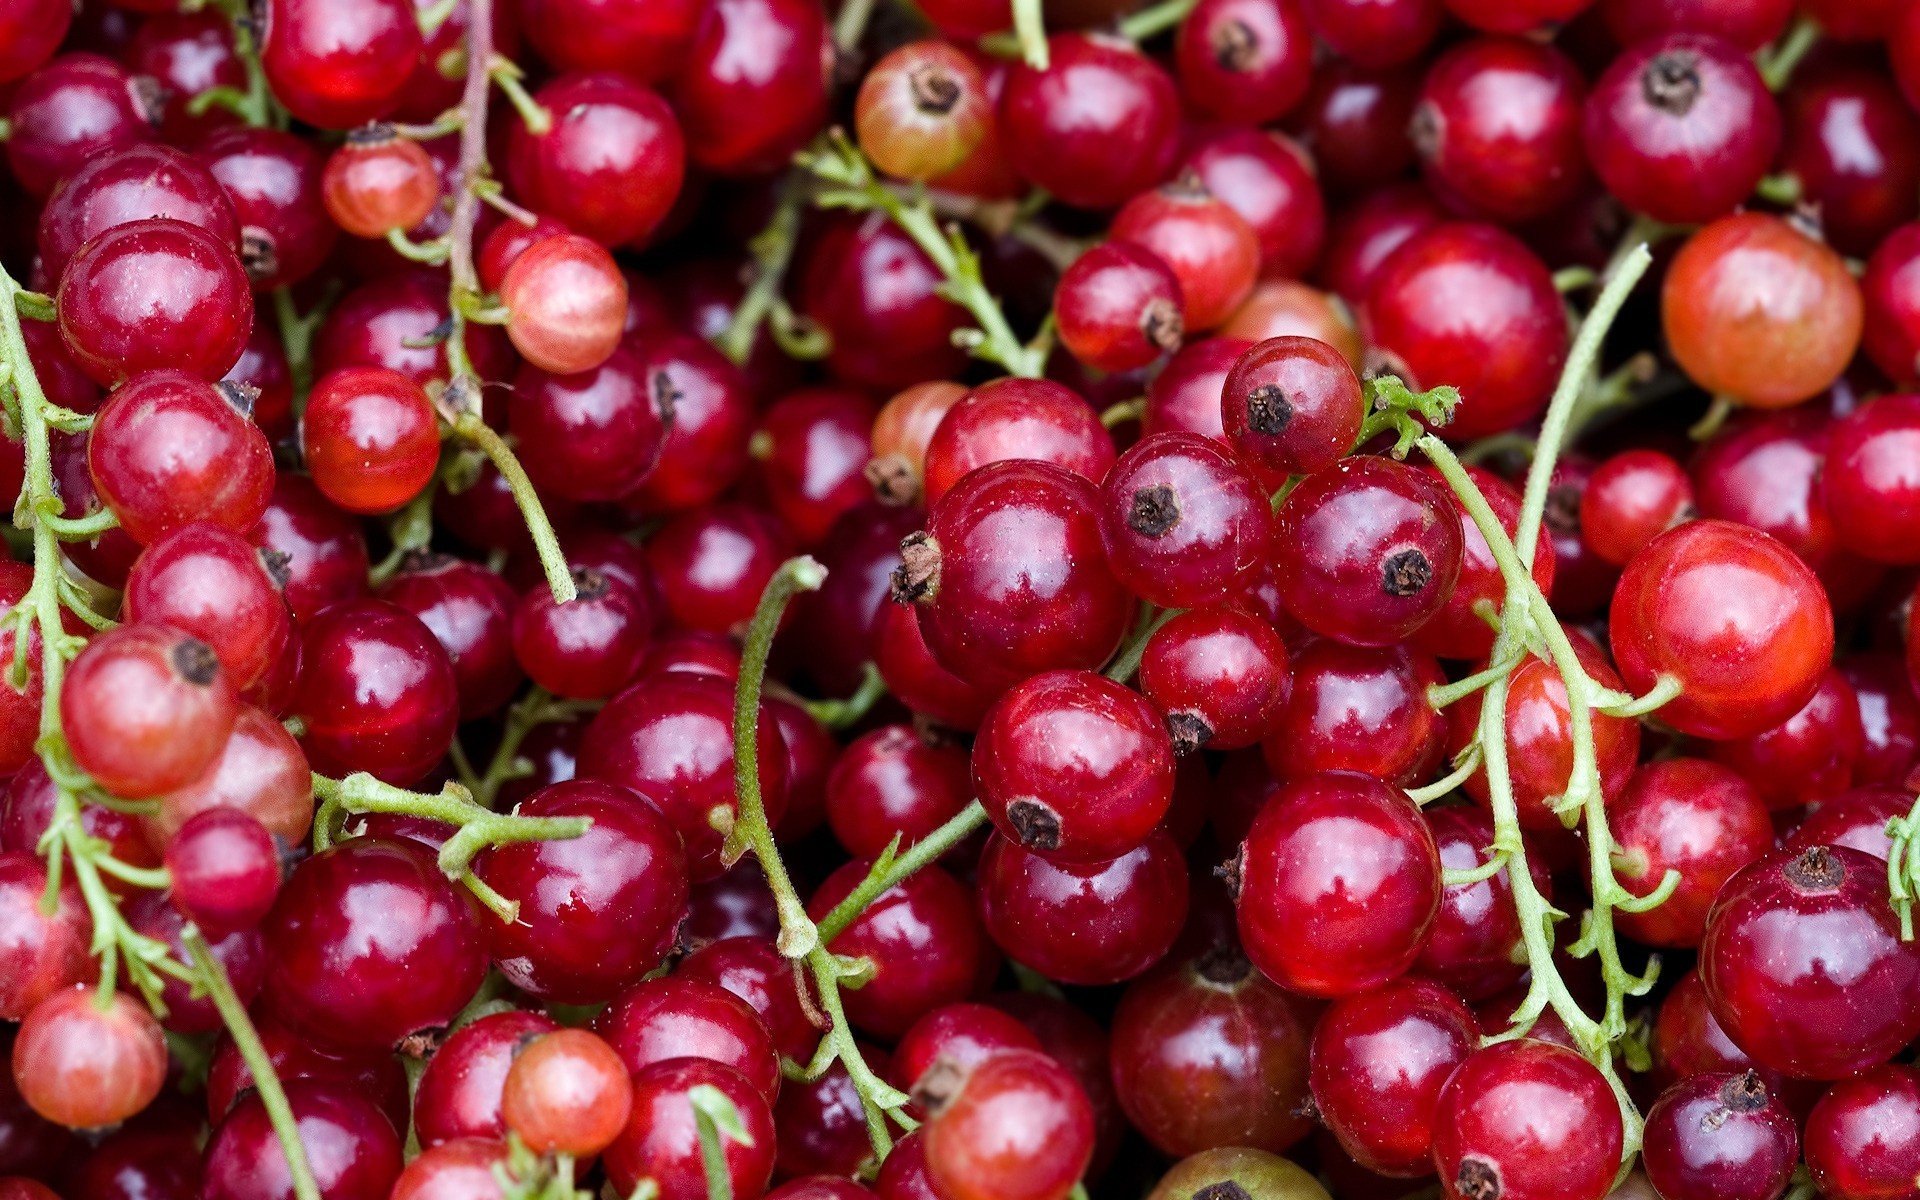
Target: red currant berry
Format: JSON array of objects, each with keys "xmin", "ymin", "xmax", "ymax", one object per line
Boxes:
[
  {"xmin": 57, "ymin": 219, "xmax": 252, "ymax": 386},
  {"xmin": 1099, "ymin": 432, "xmax": 1272, "ymax": 609},
  {"xmin": 259, "ymin": 0, "xmax": 420, "ymax": 128},
  {"xmin": 0, "ymin": 0, "xmax": 68, "ymax": 85},
  {"xmin": 977, "ymin": 831, "xmax": 1189, "ymax": 986},
  {"xmin": 1221, "ymin": 335, "xmax": 1364, "ymax": 486},
  {"xmin": 603, "ymin": 1059, "xmax": 776, "ymax": 1199},
  {"xmin": 1642, "ymin": 1071, "xmax": 1798, "ymax": 1200},
  {"xmin": 1310, "ymin": 977, "xmax": 1478, "ymax": 1177},
  {"xmin": 856, "ymin": 41, "xmax": 990, "ymax": 182},
  {"xmin": 413, "ymin": 1010, "xmax": 562, "ymax": 1147},
  {"xmin": 1053, "ymin": 242, "xmax": 1185, "ymax": 375},
  {"xmin": 315, "ymin": 272, "xmax": 513, "ymax": 390},
  {"xmin": 1804, "ymin": 1064, "xmax": 1920, "ymax": 1200},
  {"xmin": 1609, "ymin": 758, "xmax": 1772, "ymax": 949},
  {"xmin": 1000, "ymin": 33, "xmax": 1180, "ymax": 211},
  {"xmin": 1111, "ymin": 177, "xmax": 1261, "ymax": 333},
  {"xmin": 2, "ymin": 54, "xmax": 155, "ymax": 197},
  {"xmin": 1702, "ymin": 845, "xmax": 1920, "ymax": 1079},
  {"xmin": 1864, "ymin": 222, "xmax": 1920, "ymax": 388},
  {"xmin": 1441, "ymin": 0, "xmax": 1585, "ymax": 34},
  {"xmin": 1273, "ymin": 456, "xmax": 1465, "ymax": 647},
  {"xmin": 1826, "ymin": 393, "xmax": 1920, "ymax": 565},
  {"xmin": 644, "ymin": 502, "xmax": 791, "ymax": 637},
  {"xmin": 1662, "ymin": 212, "xmax": 1861, "ymax": 410},
  {"xmin": 1581, "ymin": 449, "xmax": 1695, "ymax": 567},
  {"xmin": 500, "ymin": 232, "xmax": 627, "ymax": 375},
  {"xmin": 500, "ymin": 1028, "xmax": 632, "ymax": 1159},
  {"xmin": 596, "ymin": 976, "xmax": 780, "ymax": 1106},
  {"xmin": 1609, "ymin": 519, "xmax": 1833, "ymax": 740},
  {"xmin": 1430, "ymin": 1040, "xmax": 1623, "ymax": 1200},
  {"xmin": 798, "ymin": 214, "xmax": 966, "ymax": 394},
  {"xmin": 1414, "ymin": 805, "xmax": 1550, "ymax": 1001},
  {"xmin": 123, "ymin": 521, "xmax": 291, "ymax": 692},
  {"xmin": 1237, "ymin": 771, "xmax": 1441, "ymax": 996},
  {"xmin": 807, "ymin": 860, "xmax": 990, "ymax": 1041},
  {"xmin": 872, "ymin": 600, "xmax": 999, "ymax": 732},
  {"xmin": 1287, "ymin": 59, "xmax": 1419, "ymax": 195},
  {"xmin": 389, "ymin": 1137, "xmax": 508, "ymax": 1200},
  {"xmin": 202, "ymin": 1079, "xmax": 401, "ymax": 1200},
  {"xmin": 893, "ymin": 1003, "xmax": 1041, "ymax": 1101},
  {"xmin": 670, "ymin": 0, "xmax": 829, "ymax": 177},
  {"xmin": 1784, "ymin": 784, "xmax": 1911, "ymax": 862},
  {"xmin": 301, "ymin": 365, "xmax": 440, "ymax": 515},
  {"xmin": 1709, "ymin": 665, "xmax": 1864, "ymax": 810},
  {"xmin": 11, "ymin": 986, "xmax": 165, "ymax": 1130},
  {"xmin": 87, "ymin": 370, "xmax": 272, "ymax": 545},
  {"xmin": 37, "ymin": 143, "xmax": 238, "ymax": 283},
  {"xmin": 1412, "ymin": 36, "xmax": 1587, "ymax": 224},
  {"xmin": 1139, "ymin": 607, "xmax": 1288, "ymax": 753},
  {"xmin": 505, "ymin": 74, "xmax": 685, "ymax": 247},
  {"xmin": 164, "ymin": 807, "xmax": 281, "ymax": 937},
  {"xmin": 1110, "ymin": 943, "xmax": 1315, "ymax": 1156},
  {"xmin": 1777, "ymin": 62, "xmax": 1920, "ymax": 258},
  {"xmin": 63, "ymin": 623, "xmax": 237, "ymax": 799},
  {"xmin": 292, "ymin": 598, "xmax": 458, "ymax": 786},
  {"xmin": 1144, "ymin": 336, "xmax": 1248, "ymax": 441},
  {"xmin": 825, "ymin": 725, "xmax": 971, "ymax": 859},
  {"xmin": 377, "ymin": 554, "xmax": 523, "ymax": 720},
  {"xmin": 251, "ymin": 474, "xmax": 371, "ymax": 625},
  {"xmin": 194, "ymin": 126, "xmax": 336, "ymax": 291},
  {"xmin": 921, "ymin": 378, "xmax": 1115, "ymax": 508},
  {"xmin": 1316, "ymin": 182, "xmax": 1443, "ymax": 306},
  {"xmin": 518, "ymin": 0, "xmax": 697, "ymax": 83},
  {"xmin": 678, "ymin": 937, "xmax": 820, "ymax": 1062},
  {"xmin": 1599, "ymin": 0, "xmax": 1791, "ymax": 49},
  {"xmin": 1360, "ymin": 222, "xmax": 1566, "ymax": 440},
  {"xmin": 148, "ymin": 705, "xmax": 313, "ymax": 851},
  {"xmin": 1298, "ymin": 0, "xmax": 1439, "ymax": 68},
  {"xmin": 320, "ymin": 129, "xmax": 438, "ymax": 238},
  {"xmin": 1265, "ymin": 639, "xmax": 1447, "ymax": 786},
  {"xmin": 919, "ymin": 1049, "xmax": 1094, "ymax": 1200},
  {"xmin": 0, "ymin": 854, "xmax": 90, "ymax": 1022},
  {"xmin": 1413, "ymin": 463, "xmax": 1555, "ymax": 661}
]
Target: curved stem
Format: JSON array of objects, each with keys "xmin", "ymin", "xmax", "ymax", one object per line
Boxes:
[
  {"xmin": 451, "ymin": 415, "xmax": 574, "ymax": 603},
  {"xmin": 800, "ymin": 663, "xmax": 888, "ymax": 731},
  {"xmin": 185, "ymin": 927, "xmax": 321, "ymax": 1200},
  {"xmin": 728, "ymin": 557, "xmax": 830, "ymax": 958},
  {"xmin": 1010, "ymin": 0, "xmax": 1048, "ymax": 68},
  {"xmin": 816, "ymin": 802, "xmax": 989, "ymax": 943},
  {"xmin": 1104, "ymin": 607, "xmax": 1180, "ymax": 684},
  {"xmin": 717, "ymin": 174, "xmax": 809, "ymax": 367}
]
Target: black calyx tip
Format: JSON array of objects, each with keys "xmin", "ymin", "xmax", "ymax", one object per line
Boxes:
[
  {"xmin": 1005, "ymin": 798, "xmax": 1063, "ymax": 851},
  {"xmin": 1382, "ymin": 547, "xmax": 1434, "ymax": 597}
]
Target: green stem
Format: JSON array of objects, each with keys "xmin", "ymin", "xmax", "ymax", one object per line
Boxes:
[
  {"xmin": 1760, "ymin": 15, "xmax": 1820, "ymax": 92},
  {"xmin": 1103, "ymin": 607, "xmax": 1179, "ymax": 683},
  {"xmin": 831, "ymin": 0, "xmax": 879, "ymax": 51},
  {"xmin": 1405, "ymin": 744, "xmax": 1481, "ymax": 806},
  {"xmin": 1010, "ymin": 0, "xmax": 1048, "ymax": 68},
  {"xmin": 185, "ymin": 927, "xmax": 321, "ymax": 1200},
  {"xmin": 450, "ymin": 415, "xmax": 575, "ymax": 603},
  {"xmin": 816, "ymin": 801, "xmax": 989, "ymax": 943},
  {"xmin": 727, "ymin": 557, "xmax": 831, "ymax": 958},
  {"xmin": 716, "ymin": 174, "xmax": 809, "ymax": 367},
  {"xmin": 1117, "ymin": 0, "xmax": 1198, "ymax": 40},
  {"xmin": 800, "ymin": 663, "xmax": 888, "ymax": 730},
  {"xmin": 467, "ymin": 687, "xmax": 598, "ymax": 809}
]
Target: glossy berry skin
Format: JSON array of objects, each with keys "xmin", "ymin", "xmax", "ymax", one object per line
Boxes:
[
  {"xmin": 388, "ymin": 1138, "xmax": 508, "ymax": 1200},
  {"xmin": 921, "ymin": 378, "xmax": 1114, "ymax": 508},
  {"xmin": 855, "ymin": 41, "xmax": 991, "ymax": 182},
  {"xmin": 38, "ymin": 143, "xmax": 239, "ymax": 283},
  {"xmin": 1101, "ymin": 434, "xmax": 1271, "ymax": 609},
  {"xmin": 799, "ymin": 213, "xmax": 966, "ymax": 394},
  {"xmin": 977, "ymin": 832, "xmax": 1188, "ymax": 986},
  {"xmin": 202, "ymin": 1079, "xmax": 402, "ymax": 1200},
  {"xmin": 809, "ymin": 861, "xmax": 990, "ymax": 1041},
  {"xmin": 1412, "ymin": 37, "xmax": 1586, "ymax": 224},
  {"xmin": 1583, "ymin": 33, "xmax": 1777, "ymax": 227},
  {"xmin": 671, "ymin": 0, "xmax": 830, "ymax": 177},
  {"xmin": 1662, "ymin": 213, "xmax": 1861, "ymax": 410},
  {"xmin": 1609, "ymin": 519, "xmax": 1833, "ymax": 741},
  {"xmin": 1140, "ymin": 607, "xmax": 1289, "ymax": 753},
  {"xmin": 0, "ymin": 854, "xmax": 90, "ymax": 1023},
  {"xmin": 894, "ymin": 1004, "xmax": 1042, "ymax": 1100},
  {"xmin": 679, "ymin": 938, "xmax": 819, "ymax": 1063},
  {"xmin": 1360, "ymin": 222, "xmax": 1567, "ymax": 441},
  {"xmin": 1054, "ymin": 242, "xmax": 1184, "ymax": 374},
  {"xmin": 510, "ymin": 346, "xmax": 670, "ymax": 504},
  {"xmin": 9, "ymin": 986, "xmax": 164, "ymax": 1130},
  {"xmin": 148, "ymin": 705, "xmax": 314, "ymax": 851},
  {"xmin": 900, "ymin": 460, "xmax": 1130, "ymax": 693},
  {"xmin": 1144, "ymin": 337, "xmax": 1246, "ymax": 441},
  {"xmin": 477, "ymin": 781, "xmax": 688, "ymax": 1004},
  {"xmin": 1177, "ymin": 0, "xmax": 1313, "ymax": 125},
  {"xmin": 1688, "ymin": 408, "xmax": 1864, "ymax": 599},
  {"xmin": 378, "ymin": 555, "xmax": 522, "ymax": 720},
  {"xmin": 501, "ymin": 233, "xmax": 627, "ymax": 375},
  {"xmin": 517, "ymin": 0, "xmax": 696, "ymax": 82},
  {"xmin": 595, "ymin": 977, "xmax": 781, "ymax": 1106},
  {"xmin": 1609, "ymin": 759, "xmax": 1772, "ymax": 949},
  {"xmin": 825, "ymin": 725, "xmax": 971, "ymax": 859},
  {"xmin": 1710, "ymin": 666, "xmax": 1864, "ymax": 810},
  {"xmin": 500, "ymin": 1029, "xmax": 632, "ymax": 1158},
  {"xmin": 1414, "ymin": 806, "xmax": 1548, "ymax": 1001},
  {"xmin": 511, "ymin": 569, "xmax": 651, "ymax": 700},
  {"xmin": 1416, "ymin": 464, "xmax": 1554, "ymax": 661},
  {"xmin": 88, "ymin": 370, "xmax": 273, "ymax": 546},
  {"xmin": 0, "ymin": 0, "xmax": 67, "ymax": 84},
  {"xmin": 1273, "ymin": 456, "xmax": 1464, "ymax": 647},
  {"xmin": 1111, "ymin": 179, "xmax": 1261, "ymax": 333},
  {"xmin": 1581, "ymin": 450, "xmax": 1694, "ymax": 567},
  {"xmin": 1777, "ymin": 64, "xmax": 1920, "ymax": 259},
  {"xmin": 4, "ymin": 763, "xmax": 157, "ymax": 897},
  {"xmin": 263, "ymin": 837, "xmax": 485, "ymax": 1052},
  {"xmin": 292, "ymin": 599, "xmax": 458, "ymax": 787},
  {"xmin": 1804, "ymin": 1064, "xmax": 1920, "ymax": 1200},
  {"xmin": 3, "ymin": 54, "xmax": 155, "ymax": 198},
  {"xmin": 1317, "ymin": 183, "xmax": 1443, "ymax": 306},
  {"xmin": 259, "ymin": 0, "xmax": 420, "ymax": 128},
  {"xmin": 1863, "ymin": 224, "xmax": 1920, "ymax": 388},
  {"xmin": 999, "ymin": 34, "xmax": 1181, "ymax": 211},
  {"xmin": 1600, "ymin": 0, "xmax": 1790, "ymax": 49},
  {"xmin": 1264, "ymin": 640, "xmax": 1446, "ymax": 786},
  {"xmin": 603, "ymin": 1058, "xmax": 776, "ymax": 1200},
  {"xmin": 1310, "ymin": 978, "xmax": 1479, "ymax": 1177},
  {"xmin": 1181, "ymin": 129, "xmax": 1325, "ymax": 282},
  {"xmin": 413, "ymin": 1010, "xmax": 559, "ymax": 1147},
  {"xmin": 1785, "ymin": 786, "xmax": 1911, "ymax": 862},
  {"xmin": 253, "ymin": 475, "xmax": 370, "ymax": 626},
  {"xmin": 973, "ymin": 670, "xmax": 1174, "ymax": 863},
  {"xmin": 871, "ymin": 600, "xmax": 998, "ymax": 733},
  {"xmin": 203, "ymin": 1010, "xmax": 410, "ymax": 1129},
  {"xmin": 1703, "ymin": 846, "xmax": 1920, "ymax": 1080},
  {"xmin": 124, "ymin": 522, "xmax": 291, "ymax": 693},
  {"xmin": 194, "ymin": 126, "xmax": 337, "ymax": 291},
  {"xmin": 1221, "ymin": 335, "xmax": 1365, "ymax": 486},
  {"xmin": 921, "ymin": 1049, "xmax": 1094, "ymax": 1200},
  {"xmin": 164, "ymin": 807, "xmax": 280, "ymax": 937},
  {"xmin": 58, "ymin": 219, "xmax": 251, "ymax": 386},
  {"xmin": 62, "ymin": 624, "xmax": 237, "ymax": 799},
  {"xmin": 319, "ymin": 133, "xmax": 438, "ymax": 238},
  {"xmin": 1431, "ymin": 1041, "xmax": 1623, "ymax": 1200},
  {"xmin": 1109, "ymin": 944, "xmax": 1317, "ymax": 1156},
  {"xmin": 645, "ymin": 503, "xmax": 791, "ymax": 637},
  {"xmin": 1826, "ymin": 394, "xmax": 1920, "ymax": 565},
  {"xmin": 301, "ymin": 366, "xmax": 440, "ymax": 515},
  {"xmin": 1642, "ymin": 1071, "xmax": 1797, "ymax": 1200},
  {"xmin": 776, "ymin": 1046, "xmax": 894, "ymax": 1183},
  {"xmin": 578, "ymin": 669, "xmax": 787, "ymax": 881},
  {"xmin": 315, "ymin": 273, "xmax": 514, "ymax": 391},
  {"xmin": 1840, "ymin": 655, "xmax": 1919, "ymax": 787},
  {"xmin": 506, "ymin": 74, "xmax": 685, "ymax": 247},
  {"xmin": 1237, "ymin": 771, "xmax": 1441, "ymax": 997},
  {"xmin": 752, "ymin": 389, "xmax": 878, "ymax": 548}
]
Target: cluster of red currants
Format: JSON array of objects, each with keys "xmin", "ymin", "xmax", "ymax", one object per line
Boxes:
[{"xmin": 6, "ymin": 0, "xmax": 1920, "ymax": 1198}]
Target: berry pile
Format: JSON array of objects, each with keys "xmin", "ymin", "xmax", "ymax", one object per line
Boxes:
[{"xmin": 4, "ymin": 0, "xmax": 1920, "ymax": 1198}]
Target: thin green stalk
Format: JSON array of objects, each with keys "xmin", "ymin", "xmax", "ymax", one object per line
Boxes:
[
  {"xmin": 717, "ymin": 174, "xmax": 810, "ymax": 366},
  {"xmin": 1104, "ymin": 608, "xmax": 1180, "ymax": 683},
  {"xmin": 816, "ymin": 802, "xmax": 989, "ymax": 942},
  {"xmin": 1760, "ymin": 15, "xmax": 1820, "ymax": 92},
  {"xmin": 1010, "ymin": 0, "xmax": 1048, "ymax": 68},
  {"xmin": 1117, "ymin": 0, "xmax": 1198, "ymax": 41},
  {"xmin": 690, "ymin": 1084, "xmax": 754, "ymax": 1200},
  {"xmin": 832, "ymin": 0, "xmax": 879, "ymax": 52},
  {"xmin": 800, "ymin": 663, "xmax": 888, "ymax": 730},
  {"xmin": 185, "ymin": 927, "xmax": 321, "ymax": 1200},
  {"xmin": 451, "ymin": 415, "xmax": 575, "ymax": 603},
  {"xmin": 728, "ymin": 557, "xmax": 832, "ymax": 957}
]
